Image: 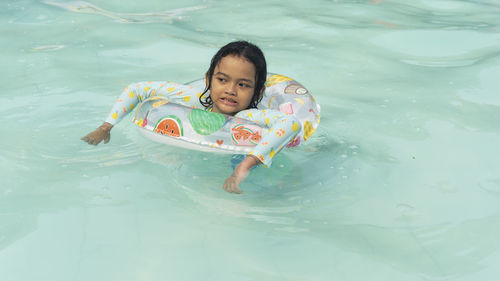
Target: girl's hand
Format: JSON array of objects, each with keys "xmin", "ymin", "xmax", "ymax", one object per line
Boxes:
[
  {"xmin": 223, "ymin": 155, "xmax": 260, "ymax": 194},
  {"xmin": 81, "ymin": 122, "xmax": 113, "ymax": 145}
]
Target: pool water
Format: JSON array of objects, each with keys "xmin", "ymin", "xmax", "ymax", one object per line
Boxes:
[{"xmin": 1, "ymin": 0, "xmax": 500, "ymax": 280}]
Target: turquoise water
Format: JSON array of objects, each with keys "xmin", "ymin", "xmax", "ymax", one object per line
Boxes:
[{"xmin": 2, "ymin": 0, "xmax": 500, "ymax": 280}]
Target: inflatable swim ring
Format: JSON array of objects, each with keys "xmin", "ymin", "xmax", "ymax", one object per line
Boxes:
[{"xmin": 133, "ymin": 73, "xmax": 320, "ymax": 154}]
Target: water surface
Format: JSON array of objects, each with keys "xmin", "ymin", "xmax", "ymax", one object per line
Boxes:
[{"xmin": 1, "ymin": 0, "xmax": 500, "ymax": 280}]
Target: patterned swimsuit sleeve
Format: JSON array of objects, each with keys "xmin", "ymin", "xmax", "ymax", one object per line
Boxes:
[
  {"xmin": 236, "ymin": 109, "xmax": 302, "ymax": 167},
  {"xmin": 104, "ymin": 81, "xmax": 203, "ymax": 125}
]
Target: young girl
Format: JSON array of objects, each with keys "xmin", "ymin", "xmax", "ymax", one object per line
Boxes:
[{"xmin": 81, "ymin": 41, "xmax": 301, "ymax": 194}]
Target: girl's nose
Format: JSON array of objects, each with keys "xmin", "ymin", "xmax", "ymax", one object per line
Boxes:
[{"xmin": 225, "ymin": 83, "xmax": 237, "ymax": 95}]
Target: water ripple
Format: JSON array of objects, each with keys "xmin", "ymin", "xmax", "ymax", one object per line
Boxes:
[{"xmin": 41, "ymin": 0, "xmax": 208, "ymax": 24}]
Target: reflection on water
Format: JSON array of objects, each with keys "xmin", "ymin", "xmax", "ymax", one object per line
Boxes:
[
  {"xmin": 30, "ymin": 44, "xmax": 65, "ymax": 52},
  {"xmin": 41, "ymin": 0, "xmax": 207, "ymax": 23}
]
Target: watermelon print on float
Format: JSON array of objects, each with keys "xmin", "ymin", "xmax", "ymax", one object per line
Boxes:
[
  {"xmin": 231, "ymin": 124, "xmax": 262, "ymax": 146},
  {"xmin": 189, "ymin": 109, "xmax": 226, "ymax": 135},
  {"xmin": 154, "ymin": 115, "xmax": 183, "ymax": 137}
]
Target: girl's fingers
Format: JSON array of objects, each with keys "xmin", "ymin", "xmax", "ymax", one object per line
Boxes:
[{"xmin": 81, "ymin": 129, "xmax": 112, "ymax": 146}]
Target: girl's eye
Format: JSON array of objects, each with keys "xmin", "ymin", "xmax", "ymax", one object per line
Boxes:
[
  {"xmin": 239, "ymin": 83, "xmax": 250, "ymax": 88},
  {"xmin": 217, "ymin": 77, "xmax": 226, "ymax": 82}
]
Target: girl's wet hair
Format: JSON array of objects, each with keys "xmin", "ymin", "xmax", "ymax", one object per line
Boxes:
[{"xmin": 199, "ymin": 41, "xmax": 267, "ymax": 110}]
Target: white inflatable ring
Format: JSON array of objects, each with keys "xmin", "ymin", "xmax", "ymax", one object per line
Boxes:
[{"xmin": 133, "ymin": 73, "xmax": 320, "ymax": 154}]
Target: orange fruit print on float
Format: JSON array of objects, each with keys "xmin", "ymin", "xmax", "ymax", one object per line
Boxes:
[{"xmin": 154, "ymin": 115, "xmax": 183, "ymax": 137}]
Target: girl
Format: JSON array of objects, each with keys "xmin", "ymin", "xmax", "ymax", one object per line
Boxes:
[{"xmin": 81, "ymin": 41, "xmax": 301, "ymax": 194}]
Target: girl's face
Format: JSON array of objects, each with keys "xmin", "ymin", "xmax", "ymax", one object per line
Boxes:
[{"xmin": 206, "ymin": 55, "xmax": 257, "ymax": 116}]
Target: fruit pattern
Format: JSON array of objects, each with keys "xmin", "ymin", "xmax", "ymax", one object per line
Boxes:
[
  {"xmin": 154, "ymin": 116, "xmax": 183, "ymax": 137},
  {"xmin": 231, "ymin": 124, "xmax": 262, "ymax": 146}
]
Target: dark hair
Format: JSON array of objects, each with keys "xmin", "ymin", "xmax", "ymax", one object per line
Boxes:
[{"xmin": 199, "ymin": 41, "xmax": 267, "ymax": 110}]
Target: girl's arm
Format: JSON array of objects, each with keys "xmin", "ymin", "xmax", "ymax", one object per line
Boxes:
[
  {"xmin": 239, "ymin": 109, "xmax": 302, "ymax": 167},
  {"xmin": 223, "ymin": 109, "xmax": 302, "ymax": 194},
  {"xmin": 223, "ymin": 155, "xmax": 260, "ymax": 194},
  {"xmin": 81, "ymin": 81, "xmax": 195, "ymax": 145}
]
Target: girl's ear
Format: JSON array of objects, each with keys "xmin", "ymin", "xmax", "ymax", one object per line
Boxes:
[
  {"xmin": 259, "ymin": 86, "xmax": 266, "ymax": 99},
  {"xmin": 205, "ymin": 73, "xmax": 209, "ymax": 87}
]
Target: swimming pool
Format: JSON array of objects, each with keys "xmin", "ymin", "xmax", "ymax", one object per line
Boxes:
[{"xmin": 1, "ymin": 0, "xmax": 500, "ymax": 280}]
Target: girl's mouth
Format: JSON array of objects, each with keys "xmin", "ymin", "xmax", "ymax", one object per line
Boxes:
[{"xmin": 220, "ymin": 97, "xmax": 237, "ymax": 106}]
